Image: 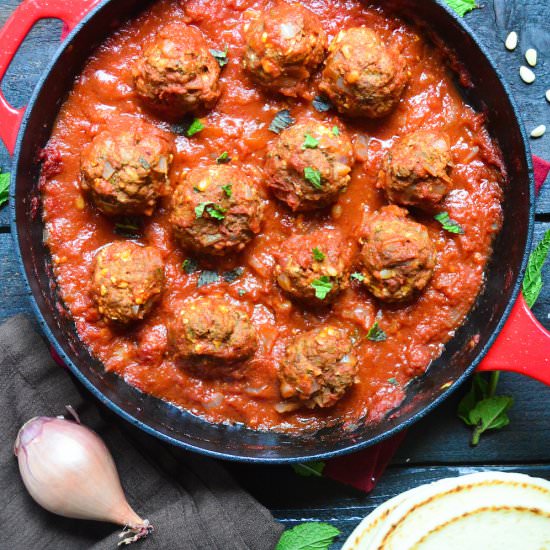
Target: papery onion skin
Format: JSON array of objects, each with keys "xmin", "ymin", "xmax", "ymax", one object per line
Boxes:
[{"xmin": 14, "ymin": 417, "xmax": 148, "ymax": 533}]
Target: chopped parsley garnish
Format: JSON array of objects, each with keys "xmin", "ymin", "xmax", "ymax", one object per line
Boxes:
[
  {"xmin": 195, "ymin": 202, "xmax": 226, "ymax": 220},
  {"xmin": 388, "ymin": 377, "xmax": 399, "ymax": 386},
  {"xmin": 312, "ymin": 95, "xmax": 333, "ymax": 112},
  {"xmin": 350, "ymin": 272, "xmax": 365, "ymax": 282},
  {"xmin": 216, "ymin": 151, "xmax": 231, "ymax": 164},
  {"xmin": 221, "ymin": 184, "xmax": 233, "ymax": 198},
  {"xmin": 209, "ymin": 45, "xmax": 229, "ymax": 67},
  {"xmin": 197, "ymin": 270, "xmax": 220, "ymax": 288},
  {"xmin": 312, "ymin": 247, "xmax": 325, "ymax": 261},
  {"xmin": 367, "ymin": 321, "xmax": 387, "ymax": 342},
  {"xmin": 222, "ymin": 267, "xmax": 244, "ymax": 283},
  {"xmin": 269, "ymin": 109, "xmax": 295, "ymax": 134},
  {"xmin": 304, "ymin": 167, "xmax": 322, "ymax": 190},
  {"xmin": 0, "ymin": 171, "xmax": 10, "ymax": 207},
  {"xmin": 434, "ymin": 211, "xmax": 464, "ymax": 234},
  {"xmin": 332, "ymin": 125, "xmax": 340, "ymax": 136},
  {"xmin": 522, "ymin": 229, "xmax": 550, "ymax": 308},
  {"xmin": 238, "ymin": 289, "xmax": 247, "ymax": 296},
  {"xmin": 186, "ymin": 118, "xmax": 205, "ymax": 137},
  {"xmin": 182, "ymin": 258, "xmax": 199, "ymax": 274},
  {"xmin": 311, "ymin": 276, "xmax": 333, "ymax": 300},
  {"xmin": 302, "ymin": 134, "xmax": 320, "ymax": 150}
]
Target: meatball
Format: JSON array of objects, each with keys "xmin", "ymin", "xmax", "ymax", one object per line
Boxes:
[
  {"xmin": 265, "ymin": 121, "xmax": 355, "ymax": 211},
  {"xmin": 319, "ymin": 27, "xmax": 409, "ymax": 119},
  {"xmin": 378, "ymin": 130, "xmax": 453, "ymax": 209},
  {"xmin": 242, "ymin": 3, "xmax": 327, "ymax": 95},
  {"xmin": 133, "ymin": 23, "xmax": 221, "ymax": 117},
  {"xmin": 91, "ymin": 241, "xmax": 165, "ymax": 324},
  {"xmin": 169, "ymin": 296, "xmax": 257, "ymax": 365},
  {"xmin": 80, "ymin": 123, "xmax": 173, "ymax": 217},
  {"xmin": 275, "ymin": 230, "xmax": 352, "ymax": 305},
  {"xmin": 278, "ymin": 326, "xmax": 358, "ymax": 409},
  {"xmin": 359, "ymin": 205, "xmax": 436, "ymax": 302},
  {"xmin": 170, "ymin": 165, "xmax": 264, "ymax": 256}
]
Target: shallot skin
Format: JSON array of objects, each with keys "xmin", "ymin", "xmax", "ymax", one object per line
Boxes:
[{"xmin": 14, "ymin": 417, "xmax": 145, "ymax": 529}]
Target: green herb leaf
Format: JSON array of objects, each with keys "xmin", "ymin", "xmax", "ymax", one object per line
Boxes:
[
  {"xmin": 276, "ymin": 522, "xmax": 340, "ymax": 550},
  {"xmin": 291, "ymin": 461, "xmax": 326, "ymax": 477},
  {"xmin": 238, "ymin": 289, "xmax": 247, "ymax": 296},
  {"xmin": 332, "ymin": 126, "xmax": 340, "ymax": 136},
  {"xmin": 443, "ymin": 0, "xmax": 477, "ymax": 17},
  {"xmin": 367, "ymin": 321, "xmax": 387, "ymax": 342},
  {"xmin": 304, "ymin": 167, "xmax": 322, "ymax": 190},
  {"xmin": 139, "ymin": 157, "xmax": 150, "ymax": 170},
  {"xmin": 0, "ymin": 171, "xmax": 10, "ymax": 207},
  {"xmin": 195, "ymin": 202, "xmax": 212, "ymax": 218},
  {"xmin": 312, "ymin": 247, "xmax": 325, "ymax": 261},
  {"xmin": 350, "ymin": 272, "xmax": 365, "ymax": 282},
  {"xmin": 195, "ymin": 202, "xmax": 226, "ymax": 220},
  {"xmin": 312, "ymin": 95, "xmax": 333, "ymax": 113},
  {"xmin": 210, "ymin": 45, "xmax": 229, "ymax": 67},
  {"xmin": 221, "ymin": 184, "xmax": 233, "ymax": 198},
  {"xmin": 217, "ymin": 151, "xmax": 231, "ymax": 164},
  {"xmin": 311, "ymin": 276, "xmax": 332, "ymax": 300},
  {"xmin": 388, "ymin": 377, "xmax": 399, "ymax": 386},
  {"xmin": 434, "ymin": 211, "xmax": 464, "ymax": 234},
  {"xmin": 522, "ymin": 229, "xmax": 550, "ymax": 308},
  {"xmin": 186, "ymin": 118, "xmax": 205, "ymax": 137},
  {"xmin": 269, "ymin": 109, "xmax": 295, "ymax": 134},
  {"xmin": 197, "ymin": 270, "xmax": 220, "ymax": 288},
  {"xmin": 222, "ymin": 267, "xmax": 244, "ymax": 283},
  {"xmin": 182, "ymin": 258, "xmax": 199, "ymax": 274},
  {"xmin": 457, "ymin": 373, "xmax": 489, "ymax": 425},
  {"xmin": 114, "ymin": 217, "xmax": 141, "ymax": 237},
  {"xmin": 302, "ymin": 134, "xmax": 320, "ymax": 150}
]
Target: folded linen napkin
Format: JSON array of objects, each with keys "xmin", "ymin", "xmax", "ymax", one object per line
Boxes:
[{"xmin": 0, "ymin": 315, "xmax": 284, "ymax": 550}]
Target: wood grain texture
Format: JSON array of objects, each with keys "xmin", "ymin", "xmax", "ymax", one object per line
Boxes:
[{"xmin": 0, "ymin": 1, "xmax": 549, "ymax": 546}]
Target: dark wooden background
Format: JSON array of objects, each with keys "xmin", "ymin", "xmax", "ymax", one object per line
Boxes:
[{"xmin": 0, "ymin": 1, "xmax": 549, "ymax": 547}]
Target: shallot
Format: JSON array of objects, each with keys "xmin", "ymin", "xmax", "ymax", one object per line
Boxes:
[{"xmin": 14, "ymin": 415, "xmax": 152, "ymax": 546}]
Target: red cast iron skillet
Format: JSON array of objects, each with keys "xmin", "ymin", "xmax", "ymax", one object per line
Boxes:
[{"xmin": 3, "ymin": 0, "xmax": 550, "ymax": 463}]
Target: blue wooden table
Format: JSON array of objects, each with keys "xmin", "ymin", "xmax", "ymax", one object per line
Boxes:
[{"xmin": 1, "ymin": 1, "xmax": 549, "ymax": 547}]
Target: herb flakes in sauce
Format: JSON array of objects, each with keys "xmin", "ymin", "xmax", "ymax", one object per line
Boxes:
[
  {"xmin": 367, "ymin": 322, "xmax": 387, "ymax": 342},
  {"xmin": 312, "ymin": 247, "xmax": 325, "ymax": 261},
  {"xmin": 312, "ymin": 95, "xmax": 333, "ymax": 112},
  {"xmin": 435, "ymin": 211, "xmax": 464, "ymax": 234},
  {"xmin": 210, "ymin": 45, "xmax": 229, "ymax": 67},
  {"xmin": 311, "ymin": 276, "xmax": 333, "ymax": 300},
  {"xmin": 182, "ymin": 258, "xmax": 199, "ymax": 274},
  {"xmin": 304, "ymin": 167, "xmax": 322, "ymax": 190},
  {"xmin": 269, "ymin": 109, "xmax": 295, "ymax": 134},
  {"xmin": 302, "ymin": 134, "xmax": 320, "ymax": 150},
  {"xmin": 197, "ymin": 270, "xmax": 220, "ymax": 288},
  {"xmin": 216, "ymin": 152, "xmax": 231, "ymax": 164}
]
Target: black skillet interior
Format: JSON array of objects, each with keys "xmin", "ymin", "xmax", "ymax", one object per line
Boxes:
[{"xmin": 11, "ymin": 0, "xmax": 533, "ymax": 462}]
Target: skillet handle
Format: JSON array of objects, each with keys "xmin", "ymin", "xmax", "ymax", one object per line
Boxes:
[
  {"xmin": 0, "ymin": 0, "xmax": 102, "ymax": 154},
  {"xmin": 477, "ymin": 294, "xmax": 550, "ymax": 385}
]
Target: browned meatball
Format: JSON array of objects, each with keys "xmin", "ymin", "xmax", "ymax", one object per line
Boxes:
[
  {"xmin": 91, "ymin": 241, "xmax": 165, "ymax": 324},
  {"xmin": 319, "ymin": 27, "xmax": 409, "ymax": 119},
  {"xmin": 243, "ymin": 2, "xmax": 327, "ymax": 96},
  {"xmin": 278, "ymin": 326, "xmax": 358, "ymax": 409},
  {"xmin": 378, "ymin": 130, "xmax": 453, "ymax": 209},
  {"xmin": 169, "ymin": 296, "xmax": 257, "ymax": 365},
  {"xmin": 133, "ymin": 23, "xmax": 221, "ymax": 117},
  {"xmin": 359, "ymin": 205, "xmax": 436, "ymax": 302},
  {"xmin": 265, "ymin": 121, "xmax": 354, "ymax": 211},
  {"xmin": 80, "ymin": 123, "xmax": 173, "ymax": 217},
  {"xmin": 170, "ymin": 165, "xmax": 264, "ymax": 256},
  {"xmin": 275, "ymin": 230, "xmax": 352, "ymax": 305}
]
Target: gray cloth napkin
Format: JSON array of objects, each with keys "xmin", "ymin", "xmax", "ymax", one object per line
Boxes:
[{"xmin": 0, "ymin": 315, "xmax": 284, "ymax": 549}]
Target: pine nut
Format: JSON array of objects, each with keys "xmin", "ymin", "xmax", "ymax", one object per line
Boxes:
[
  {"xmin": 525, "ymin": 48, "xmax": 537, "ymax": 67},
  {"xmin": 520, "ymin": 66, "xmax": 536, "ymax": 84},
  {"xmin": 505, "ymin": 31, "xmax": 518, "ymax": 51},
  {"xmin": 530, "ymin": 125, "xmax": 546, "ymax": 139}
]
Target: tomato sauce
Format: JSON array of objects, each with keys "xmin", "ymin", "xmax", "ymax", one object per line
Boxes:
[{"xmin": 41, "ymin": 0, "xmax": 504, "ymax": 432}]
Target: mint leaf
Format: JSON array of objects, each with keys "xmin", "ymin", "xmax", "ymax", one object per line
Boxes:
[
  {"xmin": 304, "ymin": 167, "xmax": 322, "ymax": 190},
  {"xmin": 276, "ymin": 523, "xmax": 340, "ymax": 550},
  {"xmin": 0, "ymin": 171, "xmax": 10, "ymax": 207},
  {"xmin": 367, "ymin": 321, "xmax": 387, "ymax": 342},
  {"xmin": 388, "ymin": 377, "xmax": 399, "ymax": 386},
  {"xmin": 217, "ymin": 152, "xmax": 231, "ymax": 164},
  {"xmin": 221, "ymin": 184, "xmax": 233, "ymax": 198},
  {"xmin": 195, "ymin": 202, "xmax": 225, "ymax": 220},
  {"xmin": 444, "ymin": 0, "xmax": 477, "ymax": 17},
  {"xmin": 332, "ymin": 126, "xmax": 340, "ymax": 137},
  {"xmin": 469, "ymin": 395, "xmax": 514, "ymax": 446},
  {"xmin": 434, "ymin": 211, "xmax": 464, "ymax": 234},
  {"xmin": 210, "ymin": 45, "xmax": 229, "ymax": 67},
  {"xmin": 311, "ymin": 276, "xmax": 332, "ymax": 300},
  {"xmin": 195, "ymin": 202, "xmax": 213, "ymax": 218},
  {"xmin": 457, "ymin": 373, "xmax": 489, "ymax": 425},
  {"xmin": 302, "ymin": 134, "xmax": 320, "ymax": 150},
  {"xmin": 222, "ymin": 267, "xmax": 244, "ymax": 283},
  {"xmin": 312, "ymin": 95, "xmax": 333, "ymax": 113},
  {"xmin": 522, "ymin": 229, "xmax": 550, "ymax": 308},
  {"xmin": 187, "ymin": 118, "xmax": 205, "ymax": 137},
  {"xmin": 350, "ymin": 272, "xmax": 365, "ymax": 282},
  {"xmin": 312, "ymin": 247, "xmax": 325, "ymax": 261},
  {"xmin": 269, "ymin": 110, "xmax": 295, "ymax": 134},
  {"xmin": 291, "ymin": 461, "xmax": 326, "ymax": 477}
]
